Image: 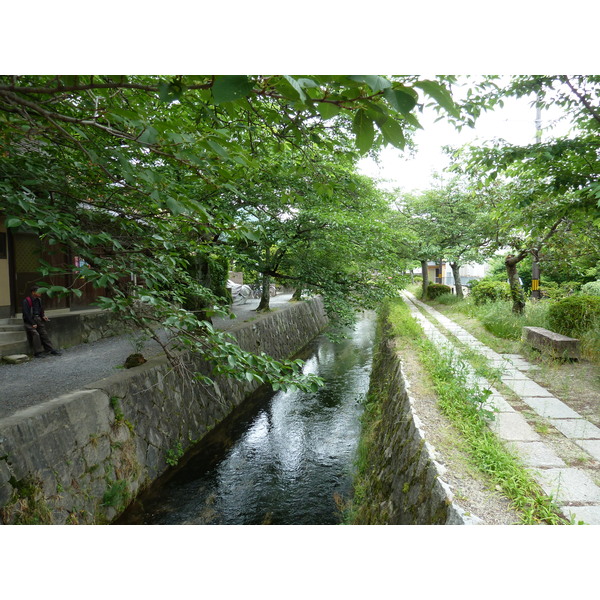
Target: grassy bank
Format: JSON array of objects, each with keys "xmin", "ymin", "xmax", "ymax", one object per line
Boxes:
[{"xmin": 351, "ymin": 297, "xmax": 571, "ymax": 524}]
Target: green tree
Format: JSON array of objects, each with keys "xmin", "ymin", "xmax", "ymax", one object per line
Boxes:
[
  {"xmin": 398, "ymin": 176, "xmax": 496, "ymax": 299},
  {"xmin": 0, "ymin": 74, "xmax": 465, "ymax": 387}
]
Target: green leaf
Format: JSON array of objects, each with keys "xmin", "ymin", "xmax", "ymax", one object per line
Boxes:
[
  {"xmin": 212, "ymin": 76, "xmax": 254, "ymax": 104},
  {"xmin": 364, "ymin": 102, "xmax": 388, "ymax": 126},
  {"xmin": 138, "ymin": 126, "xmax": 159, "ymax": 145},
  {"xmin": 166, "ymin": 197, "xmax": 186, "ymax": 215},
  {"xmin": 414, "ymin": 80, "xmax": 461, "ymax": 118},
  {"xmin": 347, "ymin": 76, "xmax": 392, "ymax": 93},
  {"xmin": 5, "ymin": 217, "xmax": 22, "ymax": 228},
  {"xmin": 316, "ymin": 102, "xmax": 340, "ymax": 120},
  {"xmin": 282, "ymin": 75, "xmax": 307, "ymax": 102},
  {"xmin": 384, "ymin": 87, "xmax": 418, "ymax": 116},
  {"xmin": 352, "ymin": 109, "xmax": 375, "ymax": 154},
  {"xmin": 206, "ymin": 139, "xmax": 230, "ymax": 159},
  {"xmin": 379, "ymin": 118, "xmax": 406, "ymax": 149},
  {"xmin": 158, "ymin": 80, "xmax": 185, "ymax": 102}
]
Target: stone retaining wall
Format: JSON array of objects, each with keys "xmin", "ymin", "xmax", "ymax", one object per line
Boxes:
[
  {"xmin": 353, "ymin": 316, "xmax": 478, "ymax": 525},
  {"xmin": 0, "ymin": 298, "xmax": 328, "ymax": 524},
  {"xmin": 1, "ymin": 309, "xmax": 129, "ymax": 357}
]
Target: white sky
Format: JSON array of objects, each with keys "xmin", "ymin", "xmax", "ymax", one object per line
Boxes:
[{"xmin": 358, "ymin": 90, "xmax": 575, "ymax": 193}]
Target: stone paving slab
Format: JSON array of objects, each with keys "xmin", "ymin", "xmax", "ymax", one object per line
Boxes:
[
  {"xmin": 560, "ymin": 505, "xmax": 600, "ymax": 525},
  {"xmin": 501, "ymin": 378, "xmax": 555, "ymax": 398},
  {"xmin": 500, "ymin": 369, "xmax": 531, "ymax": 381},
  {"xmin": 490, "ymin": 412, "xmax": 542, "ymax": 441},
  {"xmin": 549, "ymin": 418, "xmax": 600, "ymax": 440},
  {"xmin": 521, "ymin": 396, "xmax": 583, "ymax": 420},
  {"xmin": 484, "ymin": 394, "xmax": 515, "ymax": 413},
  {"xmin": 531, "ymin": 467, "xmax": 600, "ymax": 503},
  {"xmin": 574, "ymin": 440, "xmax": 600, "ymax": 462},
  {"xmin": 506, "ymin": 441, "xmax": 566, "ymax": 468}
]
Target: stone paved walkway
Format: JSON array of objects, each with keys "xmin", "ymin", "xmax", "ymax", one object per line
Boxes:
[
  {"xmin": 0, "ymin": 294, "xmax": 295, "ymax": 420},
  {"xmin": 402, "ymin": 291, "xmax": 600, "ymax": 525}
]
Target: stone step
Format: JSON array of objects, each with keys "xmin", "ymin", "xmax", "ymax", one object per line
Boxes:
[
  {"xmin": 0, "ymin": 339, "xmax": 30, "ymax": 357},
  {"xmin": 0, "ymin": 318, "xmax": 22, "ymax": 326},
  {"xmin": 0, "ymin": 331, "xmax": 26, "ymax": 343},
  {"xmin": 0, "ymin": 324, "xmax": 24, "ymax": 332}
]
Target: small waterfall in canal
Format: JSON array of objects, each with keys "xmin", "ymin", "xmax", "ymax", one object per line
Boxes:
[{"xmin": 117, "ymin": 311, "xmax": 377, "ymax": 525}]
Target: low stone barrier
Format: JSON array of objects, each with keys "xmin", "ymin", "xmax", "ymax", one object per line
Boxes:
[
  {"xmin": 353, "ymin": 318, "xmax": 479, "ymax": 525},
  {"xmin": 0, "ymin": 298, "xmax": 328, "ymax": 524},
  {"xmin": 522, "ymin": 326, "xmax": 580, "ymax": 360},
  {"xmin": 1, "ymin": 309, "xmax": 128, "ymax": 358}
]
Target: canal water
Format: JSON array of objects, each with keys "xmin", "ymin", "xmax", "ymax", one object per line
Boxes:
[{"xmin": 117, "ymin": 311, "xmax": 376, "ymax": 525}]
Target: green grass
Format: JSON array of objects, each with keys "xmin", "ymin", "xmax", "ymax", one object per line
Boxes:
[
  {"xmin": 435, "ymin": 294, "xmax": 600, "ymax": 363},
  {"xmin": 434, "ymin": 292, "xmax": 464, "ymax": 305},
  {"xmin": 386, "ymin": 298, "xmax": 571, "ymax": 525}
]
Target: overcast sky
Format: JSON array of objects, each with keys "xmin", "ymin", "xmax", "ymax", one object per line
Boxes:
[{"xmin": 358, "ymin": 90, "xmax": 574, "ymax": 193}]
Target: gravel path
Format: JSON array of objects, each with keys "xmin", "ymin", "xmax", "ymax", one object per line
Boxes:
[{"xmin": 0, "ymin": 294, "xmax": 294, "ymax": 419}]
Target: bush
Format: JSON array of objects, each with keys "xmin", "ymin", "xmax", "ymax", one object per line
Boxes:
[
  {"xmin": 470, "ymin": 280, "xmax": 511, "ymax": 305},
  {"xmin": 540, "ymin": 280, "xmax": 581, "ymax": 300},
  {"xmin": 426, "ymin": 283, "xmax": 452, "ymax": 299},
  {"xmin": 547, "ymin": 295, "xmax": 600, "ymax": 337},
  {"xmin": 581, "ymin": 281, "xmax": 600, "ymax": 297}
]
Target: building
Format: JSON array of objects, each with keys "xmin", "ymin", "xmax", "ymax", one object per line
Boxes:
[
  {"xmin": 418, "ymin": 260, "xmax": 489, "ymax": 294},
  {"xmin": 0, "ymin": 215, "xmax": 105, "ymax": 319}
]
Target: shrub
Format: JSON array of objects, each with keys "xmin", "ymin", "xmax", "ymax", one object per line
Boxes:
[
  {"xmin": 470, "ymin": 280, "xmax": 511, "ymax": 305},
  {"xmin": 581, "ymin": 281, "xmax": 600, "ymax": 297},
  {"xmin": 426, "ymin": 283, "xmax": 452, "ymax": 299},
  {"xmin": 547, "ymin": 295, "xmax": 600, "ymax": 337},
  {"xmin": 540, "ymin": 280, "xmax": 581, "ymax": 300}
]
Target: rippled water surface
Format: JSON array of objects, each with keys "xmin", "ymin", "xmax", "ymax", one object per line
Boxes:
[{"xmin": 117, "ymin": 312, "xmax": 376, "ymax": 525}]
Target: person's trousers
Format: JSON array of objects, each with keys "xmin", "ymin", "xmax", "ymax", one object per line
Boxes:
[{"xmin": 24, "ymin": 317, "xmax": 55, "ymax": 354}]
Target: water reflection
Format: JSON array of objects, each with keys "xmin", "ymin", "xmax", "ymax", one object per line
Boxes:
[{"xmin": 117, "ymin": 311, "xmax": 376, "ymax": 525}]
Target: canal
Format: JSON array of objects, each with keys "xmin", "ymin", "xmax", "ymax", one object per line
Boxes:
[{"xmin": 117, "ymin": 311, "xmax": 376, "ymax": 525}]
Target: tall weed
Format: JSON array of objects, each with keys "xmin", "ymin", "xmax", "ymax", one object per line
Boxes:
[
  {"xmin": 434, "ymin": 292, "xmax": 463, "ymax": 305},
  {"xmin": 469, "ymin": 300, "xmax": 551, "ymax": 340}
]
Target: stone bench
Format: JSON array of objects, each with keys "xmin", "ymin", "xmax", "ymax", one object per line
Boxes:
[{"xmin": 522, "ymin": 326, "xmax": 580, "ymax": 360}]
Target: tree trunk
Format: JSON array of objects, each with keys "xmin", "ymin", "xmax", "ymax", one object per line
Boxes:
[
  {"xmin": 420, "ymin": 260, "xmax": 429, "ymax": 299},
  {"xmin": 291, "ymin": 288, "xmax": 303, "ymax": 301},
  {"xmin": 450, "ymin": 262, "xmax": 463, "ymax": 299},
  {"xmin": 505, "ymin": 253, "xmax": 527, "ymax": 314},
  {"xmin": 256, "ymin": 272, "xmax": 271, "ymax": 312},
  {"xmin": 186, "ymin": 253, "xmax": 213, "ymax": 322}
]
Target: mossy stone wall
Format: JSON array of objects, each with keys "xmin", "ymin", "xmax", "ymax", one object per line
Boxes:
[
  {"xmin": 353, "ymin": 318, "xmax": 478, "ymax": 525},
  {"xmin": 0, "ymin": 298, "xmax": 327, "ymax": 524}
]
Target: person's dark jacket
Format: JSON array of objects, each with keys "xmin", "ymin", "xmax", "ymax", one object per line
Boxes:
[{"xmin": 22, "ymin": 296, "xmax": 45, "ymax": 326}]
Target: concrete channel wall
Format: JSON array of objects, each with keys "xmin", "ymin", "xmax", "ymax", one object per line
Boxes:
[
  {"xmin": 0, "ymin": 298, "xmax": 328, "ymax": 524},
  {"xmin": 356, "ymin": 318, "xmax": 478, "ymax": 525}
]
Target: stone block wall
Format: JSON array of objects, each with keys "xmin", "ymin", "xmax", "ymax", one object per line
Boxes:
[
  {"xmin": 0, "ymin": 298, "xmax": 328, "ymax": 524},
  {"xmin": 354, "ymin": 320, "xmax": 478, "ymax": 525}
]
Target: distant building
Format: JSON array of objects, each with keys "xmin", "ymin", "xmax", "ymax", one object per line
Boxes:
[{"xmin": 415, "ymin": 261, "xmax": 489, "ymax": 294}]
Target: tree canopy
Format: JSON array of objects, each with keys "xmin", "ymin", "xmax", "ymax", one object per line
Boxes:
[{"xmin": 0, "ymin": 74, "xmax": 466, "ymax": 388}]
